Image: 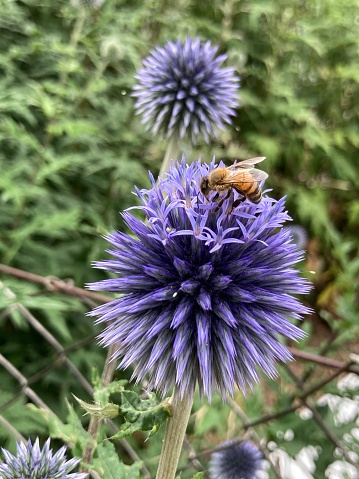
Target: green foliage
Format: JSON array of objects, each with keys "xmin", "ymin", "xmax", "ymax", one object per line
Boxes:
[
  {"xmin": 30, "ymin": 400, "xmax": 144, "ymax": 478},
  {"xmin": 0, "ymin": 393, "xmax": 48, "ymax": 450},
  {"xmin": 93, "ymin": 442, "xmax": 142, "ymax": 479},
  {"xmin": 1, "ymin": 0, "xmax": 359, "ymax": 477},
  {"xmin": 91, "ymin": 368, "xmax": 128, "ymax": 405},
  {"xmin": 29, "ymin": 400, "xmax": 92, "ymax": 453},
  {"xmin": 74, "ymin": 377, "xmax": 170, "ymax": 437},
  {"xmin": 112, "ymin": 391, "xmax": 171, "ymax": 439},
  {"xmin": 74, "ymin": 394, "xmax": 120, "ymax": 419}
]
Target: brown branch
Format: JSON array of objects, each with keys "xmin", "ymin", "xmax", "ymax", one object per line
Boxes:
[
  {"xmin": 242, "ymin": 403, "xmax": 299, "ymax": 429},
  {"xmin": 2, "ymin": 264, "xmax": 358, "ymax": 374},
  {"xmin": 289, "ymin": 347, "xmax": 359, "ymax": 375},
  {"xmin": 283, "ymin": 363, "xmax": 359, "ymax": 472},
  {"xmin": 2, "ymin": 286, "xmax": 94, "ymax": 395},
  {"xmin": 239, "ymin": 358, "xmax": 357, "ymax": 431},
  {"xmin": 0, "ymin": 284, "xmax": 151, "ymax": 478},
  {"xmin": 0, "ymin": 354, "xmax": 56, "ymax": 415},
  {"xmin": 298, "ymin": 331, "xmax": 338, "ymax": 386},
  {"xmin": 0, "ymin": 416, "xmax": 27, "ymax": 444},
  {"xmin": 0, "ymin": 263, "xmax": 111, "ymax": 304}
]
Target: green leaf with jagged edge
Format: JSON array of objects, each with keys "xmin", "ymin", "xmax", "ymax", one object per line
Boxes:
[
  {"xmin": 110, "ymin": 391, "xmax": 171, "ymax": 439},
  {"xmin": 73, "ymin": 371, "xmax": 129, "ymax": 420},
  {"xmin": 73, "ymin": 394, "xmax": 119, "ymax": 419},
  {"xmin": 91, "ymin": 368, "xmax": 128, "ymax": 406},
  {"xmin": 28, "ymin": 400, "xmax": 91, "ymax": 456},
  {"xmin": 93, "ymin": 441, "xmax": 142, "ymax": 479}
]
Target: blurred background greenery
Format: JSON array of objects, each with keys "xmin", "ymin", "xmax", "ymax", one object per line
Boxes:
[{"xmin": 0, "ymin": 0, "xmax": 358, "ymax": 477}]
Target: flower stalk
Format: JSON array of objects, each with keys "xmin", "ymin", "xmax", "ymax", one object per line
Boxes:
[
  {"xmin": 158, "ymin": 132, "xmax": 180, "ymax": 180},
  {"xmin": 155, "ymin": 389, "xmax": 193, "ymax": 479}
]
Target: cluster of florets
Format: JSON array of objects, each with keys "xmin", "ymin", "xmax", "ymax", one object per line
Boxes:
[
  {"xmin": 88, "ymin": 157, "xmax": 310, "ymax": 400},
  {"xmin": 0, "ymin": 438, "xmax": 86, "ymax": 479},
  {"xmin": 132, "ymin": 38, "xmax": 239, "ymax": 143},
  {"xmin": 209, "ymin": 440, "xmax": 264, "ymax": 479}
]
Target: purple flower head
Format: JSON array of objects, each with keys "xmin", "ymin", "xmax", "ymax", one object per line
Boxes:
[
  {"xmin": 132, "ymin": 38, "xmax": 240, "ymax": 144},
  {"xmin": 0, "ymin": 438, "xmax": 86, "ymax": 479},
  {"xmin": 209, "ymin": 440, "xmax": 264, "ymax": 479},
  {"xmin": 88, "ymin": 157, "xmax": 311, "ymax": 400}
]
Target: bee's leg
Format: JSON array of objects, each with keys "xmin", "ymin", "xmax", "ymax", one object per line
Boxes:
[
  {"xmin": 211, "ymin": 191, "xmax": 231, "ymax": 214},
  {"xmin": 232, "ymin": 196, "xmax": 246, "ymax": 209}
]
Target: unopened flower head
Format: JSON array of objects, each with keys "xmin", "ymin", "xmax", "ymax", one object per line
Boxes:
[
  {"xmin": 0, "ymin": 438, "xmax": 86, "ymax": 479},
  {"xmin": 209, "ymin": 440, "xmax": 264, "ymax": 479},
  {"xmin": 100, "ymin": 36, "xmax": 125, "ymax": 61},
  {"xmin": 283, "ymin": 225, "xmax": 308, "ymax": 250},
  {"xmin": 88, "ymin": 158, "xmax": 311, "ymax": 399},
  {"xmin": 132, "ymin": 38, "xmax": 239, "ymax": 143}
]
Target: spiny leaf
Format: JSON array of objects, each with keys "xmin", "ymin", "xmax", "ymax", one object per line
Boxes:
[
  {"xmin": 111, "ymin": 391, "xmax": 171, "ymax": 439},
  {"xmin": 93, "ymin": 441, "xmax": 142, "ymax": 479},
  {"xmin": 73, "ymin": 394, "xmax": 119, "ymax": 419},
  {"xmin": 91, "ymin": 368, "xmax": 128, "ymax": 405}
]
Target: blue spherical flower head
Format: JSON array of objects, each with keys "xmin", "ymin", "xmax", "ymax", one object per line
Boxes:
[
  {"xmin": 209, "ymin": 440, "xmax": 264, "ymax": 479},
  {"xmin": 88, "ymin": 157, "xmax": 311, "ymax": 400},
  {"xmin": 132, "ymin": 38, "xmax": 240, "ymax": 144},
  {"xmin": 0, "ymin": 438, "xmax": 86, "ymax": 479}
]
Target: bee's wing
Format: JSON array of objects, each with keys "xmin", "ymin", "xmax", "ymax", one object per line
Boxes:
[
  {"xmin": 225, "ymin": 169, "xmax": 268, "ymax": 184},
  {"xmin": 228, "ymin": 157, "xmax": 266, "ymax": 172},
  {"xmin": 248, "ymin": 169, "xmax": 268, "ymax": 181},
  {"xmin": 227, "ymin": 157, "xmax": 268, "ymax": 182}
]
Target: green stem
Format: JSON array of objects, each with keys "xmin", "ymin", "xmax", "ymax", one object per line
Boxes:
[
  {"xmin": 80, "ymin": 342, "xmax": 119, "ymax": 473},
  {"xmin": 158, "ymin": 133, "xmax": 181, "ymax": 180},
  {"xmin": 155, "ymin": 389, "xmax": 193, "ymax": 479}
]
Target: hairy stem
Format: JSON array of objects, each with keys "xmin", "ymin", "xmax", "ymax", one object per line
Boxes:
[
  {"xmin": 158, "ymin": 133, "xmax": 181, "ymax": 180},
  {"xmin": 80, "ymin": 342, "xmax": 119, "ymax": 472},
  {"xmin": 155, "ymin": 390, "xmax": 193, "ymax": 479}
]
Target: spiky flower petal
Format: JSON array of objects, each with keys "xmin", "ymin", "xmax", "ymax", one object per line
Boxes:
[
  {"xmin": 0, "ymin": 438, "xmax": 86, "ymax": 479},
  {"xmin": 132, "ymin": 38, "xmax": 239, "ymax": 143},
  {"xmin": 209, "ymin": 440, "xmax": 264, "ymax": 479},
  {"xmin": 88, "ymin": 157, "xmax": 311, "ymax": 400}
]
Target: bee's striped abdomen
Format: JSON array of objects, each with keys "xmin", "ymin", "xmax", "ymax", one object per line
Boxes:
[
  {"xmin": 247, "ymin": 187, "xmax": 262, "ymax": 203},
  {"xmin": 235, "ymin": 172, "xmax": 262, "ymax": 204}
]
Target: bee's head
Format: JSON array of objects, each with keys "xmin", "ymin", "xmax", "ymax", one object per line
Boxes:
[{"xmin": 199, "ymin": 176, "xmax": 210, "ymax": 199}]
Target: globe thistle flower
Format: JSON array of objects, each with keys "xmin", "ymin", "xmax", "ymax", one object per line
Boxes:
[
  {"xmin": 132, "ymin": 38, "xmax": 239, "ymax": 144},
  {"xmin": 209, "ymin": 440, "xmax": 264, "ymax": 479},
  {"xmin": 88, "ymin": 157, "xmax": 311, "ymax": 400},
  {"xmin": 0, "ymin": 438, "xmax": 86, "ymax": 479}
]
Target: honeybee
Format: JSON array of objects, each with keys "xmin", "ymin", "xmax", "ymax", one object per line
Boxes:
[{"xmin": 199, "ymin": 157, "xmax": 268, "ymax": 211}]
